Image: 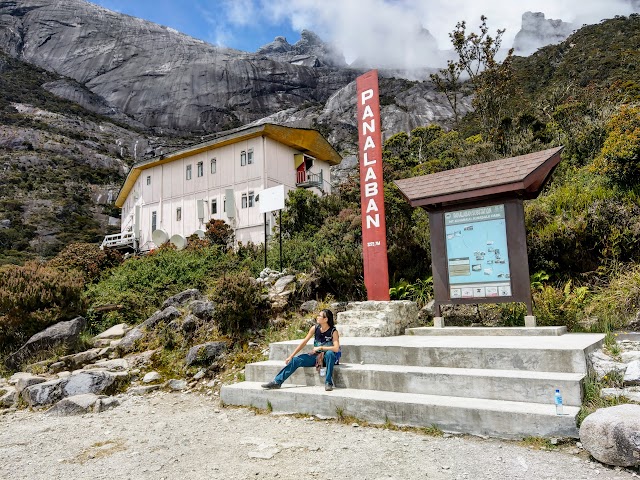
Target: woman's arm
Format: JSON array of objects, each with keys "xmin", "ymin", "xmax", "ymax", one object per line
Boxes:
[
  {"xmin": 285, "ymin": 326, "xmax": 315, "ymax": 364},
  {"xmin": 312, "ymin": 329, "xmax": 340, "ymax": 353}
]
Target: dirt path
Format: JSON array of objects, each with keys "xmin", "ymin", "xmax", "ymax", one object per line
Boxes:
[{"xmin": 0, "ymin": 391, "xmax": 637, "ymax": 480}]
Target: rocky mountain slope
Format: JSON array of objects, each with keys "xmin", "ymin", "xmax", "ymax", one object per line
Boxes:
[{"xmin": 0, "ymin": 0, "xmax": 359, "ymax": 134}]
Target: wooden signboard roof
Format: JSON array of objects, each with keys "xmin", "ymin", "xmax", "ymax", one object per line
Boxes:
[{"xmin": 394, "ymin": 146, "xmax": 564, "ymax": 208}]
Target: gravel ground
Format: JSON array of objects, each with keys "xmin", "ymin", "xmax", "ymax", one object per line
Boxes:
[{"xmin": 0, "ymin": 391, "xmax": 638, "ymax": 480}]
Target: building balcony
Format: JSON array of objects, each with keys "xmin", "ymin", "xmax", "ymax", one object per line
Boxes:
[
  {"xmin": 296, "ymin": 170, "xmax": 323, "ymax": 190},
  {"xmin": 100, "ymin": 231, "xmax": 136, "ymax": 251}
]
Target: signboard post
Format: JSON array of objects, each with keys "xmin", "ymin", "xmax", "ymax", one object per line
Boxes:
[
  {"xmin": 259, "ymin": 185, "xmax": 286, "ymax": 270},
  {"xmin": 356, "ymin": 70, "xmax": 390, "ymax": 301}
]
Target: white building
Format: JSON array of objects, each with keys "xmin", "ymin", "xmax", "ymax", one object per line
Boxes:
[{"xmin": 104, "ymin": 124, "xmax": 342, "ymax": 251}]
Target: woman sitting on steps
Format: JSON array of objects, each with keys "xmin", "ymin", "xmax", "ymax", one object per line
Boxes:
[{"xmin": 261, "ymin": 309, "xmax": 340, "ymax": 391}]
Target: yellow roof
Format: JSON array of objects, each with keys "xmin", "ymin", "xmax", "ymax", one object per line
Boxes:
[{"xmin": 115, "ymin": 123, "xmax": 342, "ymax": 207}]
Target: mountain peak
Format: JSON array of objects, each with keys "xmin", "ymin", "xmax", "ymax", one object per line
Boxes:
[{"xmin": 513, "ymin": 11, "xmax": 575, "ymax": 56}]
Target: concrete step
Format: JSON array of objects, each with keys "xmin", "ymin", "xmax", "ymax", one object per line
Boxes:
[
  {"xmin": 246, "ymin": 361, "xmax": 585, "ymax": 406},
  {"xmin": 406, "ymin": 326, "xmax": 567, "ymax": 336},
  {"xmin": 220, "ymin": 382, "xmax": 580, "ymax": 439},
  {"xmin": 268, "ymin": 334, "xmax": 604, "ymax": 373}
]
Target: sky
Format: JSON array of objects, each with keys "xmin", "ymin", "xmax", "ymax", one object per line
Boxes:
[{"xmin": 90, "ymin": 0, "xmax": 638, "ymax": 66}]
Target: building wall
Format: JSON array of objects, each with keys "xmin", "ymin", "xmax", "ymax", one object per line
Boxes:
[{"xmin": 121, "ymin": 135, "xmax": 332, "ymax": 248}]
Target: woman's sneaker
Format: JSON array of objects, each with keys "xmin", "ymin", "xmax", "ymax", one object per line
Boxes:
[
  {"xmin": 261, "ymin": 381, "xmax": 281, "ymax": 389},
  {"xmin": 325, "ymin": 383, "xmax": 334, "ymax": 391}
]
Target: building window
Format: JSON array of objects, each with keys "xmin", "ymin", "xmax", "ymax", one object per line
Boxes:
[
  {"xmin": 240, "ymin": 150, "xmax": 246, "ymax": 166},
  {"xmin": 211, "ymin": 158, "xmax": 217, "ymax": 174},
  {"xmin": 197, "ymin": 161, "xmax": 203, "ymax": 177},
  {"xmin": 146, "ymin": 176, "xmax": 151, "ymax": 186},
  {"xmin": 211, "ymin": 199, "xmax": 217, "ymax": 214},
  {"xmin": 176, "ymin": 207, "xmax": 182, "ymax": 221},
  {"xmin": 247, "ymin": 149, "xmax": 254, "ymax": 165},
  {"xmin": 248, "ymin": 191, "xmax": 255, "ymax": 207},
  {"xmin": 241, "ymin": 193, "xmax": 248, "ymax": 209},
  {"xmin": 186, "ymin": 165, "xmax": 192, "ymax": 180},
  {"xmin": 151, "ymin": 211, "xmax": 157, "ymax": 232}
]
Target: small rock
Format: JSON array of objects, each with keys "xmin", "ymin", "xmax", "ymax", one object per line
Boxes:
[
  {"xmin": 143, "ymin": 372, "xmax": 162, "ymax": 383},
  {"xmin": 193, "ymin": 369, "xmax": 206, "ymax": 380},
  {"xmin": 127, "ymin": 385, "xmax": 162, "ymax": 395},
  {"xmin": 166, "ymin": 379, "xmax": 187, "ymax": 391}
]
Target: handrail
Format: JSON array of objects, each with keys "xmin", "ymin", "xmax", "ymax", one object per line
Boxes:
[{"xmin": 100, "ymin": 231, "xmax": 136, "ymax": 250}]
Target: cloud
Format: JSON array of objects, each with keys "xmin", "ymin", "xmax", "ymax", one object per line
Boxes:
[{"xmin": 224, "ymin": 0, "xmax": 637, "ymax": 69}]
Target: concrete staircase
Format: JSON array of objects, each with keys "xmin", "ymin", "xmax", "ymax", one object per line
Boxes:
[{"xmin": 221, "ymin": 329, "xmax": 604, "ymax": 439}]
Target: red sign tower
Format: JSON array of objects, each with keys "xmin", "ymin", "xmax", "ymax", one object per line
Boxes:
[{"xmin": 356, "ymin": 70, "xmax": 390, "ymax": 300}]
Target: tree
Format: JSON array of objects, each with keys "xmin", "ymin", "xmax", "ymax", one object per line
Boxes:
[
  {"xmin": 205, "ymin": 219, "xmax": 234, "ymax": 248},
  {"xmin": 431, "ymin": 16, "xmax": 515, "ymax": 140},
  {"xmin": 592, "ymin": 104, "xmax": 640, "ymax": 187}
]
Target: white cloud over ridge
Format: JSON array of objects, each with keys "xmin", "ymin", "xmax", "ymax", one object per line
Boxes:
[{"xmin": 223, "ymin": 0, "xmax": 638, "ymax": 69}]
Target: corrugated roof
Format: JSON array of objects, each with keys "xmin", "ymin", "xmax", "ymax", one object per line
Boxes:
[
  {"xmin": 394, "ymin": 146, "xmax": 564, "ymax": 208},
  {"xmin": 115, "ymin": 123, "xmax": 341, "ymax": 207}
]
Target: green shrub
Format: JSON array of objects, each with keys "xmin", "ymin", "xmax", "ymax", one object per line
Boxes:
[
  {"xmin": 0, "ymin": 261, "xmax": 84, "ymax": 348},
  {"xmin": 48, "ymin": 242, "xmax": 123, "ymax": 281},
  {"xmin": 209, "ymin": 271, "xmax": 268, "ymax": 338},
  {"xmin": 586, "ymin": 263, "xmax": 640, "ymax": 327},
  {"xmin": 592, "ymin": 104, "xmax": 640, "ymax": 188},
  {"xmin": 84, "ymin": 245, "xmax": 240, "ymax": 331},
  {"xmin": 532, "ymin": 280, "xmax": 589, "ymax": 331},
  {"xmin": 205, "ymin": 219, "xmax": 234, "ymax": 248}
]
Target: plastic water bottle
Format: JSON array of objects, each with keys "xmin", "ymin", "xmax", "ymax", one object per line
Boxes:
[
  {"xmin": 554, "ymin": 389, "xmax": 563, "ymax": 415},
  {"xmin": 320, "ymin": 367, "xmax": 326, "ymax": 377}
]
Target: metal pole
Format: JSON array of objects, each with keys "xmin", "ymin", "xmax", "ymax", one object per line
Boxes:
[
  {"xmin": 279, "ymin": 209, "xmax": 283, "ymax": 272},
  {"xmin": 264, "ymin": 212, "xmax": 267, "ymax": 270}
]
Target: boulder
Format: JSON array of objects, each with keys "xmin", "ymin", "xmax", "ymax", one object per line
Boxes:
[
  {"xmin": 580, "ymin": 404, "xmax": 640, "ymax": 467},
  {"xmin": 118, "ymin": 327, "xmax": 145, "ymax": 353},
  {"xmin": 0, "ymin": 386, "xmax": 18, "ymax": 408},
  {"xmin": 125, "ymin": 350, "xmax": 157, "ymax": 369},
  {"xmin": 621, "ymin": 351, "xmax": 640, "ymax": 363},
  {"xmin": 588, "ymin": 351, "xmax": 627, "ymax": 379},
  {"xmin": 83, "ymin": 359, "xmax": 129, "ymax": 372},
  {"xmin": 22, "ymin": 378, "xmax": 65, "ymax": 407},
  {"xmin": 141, "ymin": 306, "xmax": 181, "ymax": 330},
  {"xmin": 162, "ymin": 289, "xmax": 203, "ymax": 308},
  {"xmin": 68, "ymin": 348, "xmax": 103, "ymax": 369},
  {"xmin": 624, "ymin": 360, "xmax": 640, "ymax": 386},
  {"xmin": 189, "ymin": 300, "xmax": 215, "ymax": 320},
  {"xmin": 271, "ymin": 275, "xmax": 296, "ymax": 295},
  {"xmin": 143, "ymin": 371, "xmax": 162, "ymax": 383},
  {"xmin": 300, "ymin": 300, "xmax": 318, "ymax": 313},
  {"xmin": 5, "ymin": 317, "xmax": 87, "ymax": 368},
  {"xmin": 166, "ymin": 379, "xmax": 187, "ymax": 391},
  {"xmin": 15, "ymin": 374, "xmax": 47, "ymax": 393},
  {"xmin": 181, "ymin": 314, "xmax": 199, "ymax": 334},
  {"xmin": 127, "ymin": 385, "xmax": 161, "ymax": 395},
  {"xmin": 185, "ymin": 342, "xmax": 226, "ymax": 366},
  {"xmin": 46, "ymin": 393, "xmax": 103, "ymax": 416},
  {"xmin": 22, "ymin": 370, "xmax": 124, "ymax": 407},
  {"xmin": 93, "ymin": 323, "xmax": 130, "ymax": 347}
]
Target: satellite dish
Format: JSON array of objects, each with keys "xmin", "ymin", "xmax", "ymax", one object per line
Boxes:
[
  {"xmin": 194, "ymin": 229, "xmax": 205, "ymax": 239},
  {"xmin": 170, "ymin": 234, "xmax": 187, "ymax": 251},
  {"xmin": 152, "ymin": 228, "xmax": 169, "ymax": 246}
]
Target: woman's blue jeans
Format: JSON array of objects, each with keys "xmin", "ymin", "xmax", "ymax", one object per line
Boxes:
[{"xmin": 273, "ymin": 351, "xmax": 336, "ymax": 386}]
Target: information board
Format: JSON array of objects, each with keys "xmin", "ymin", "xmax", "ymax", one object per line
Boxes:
[{"xmin": 444, "ymin": 204, "xmax": 512, "ymax": 299}]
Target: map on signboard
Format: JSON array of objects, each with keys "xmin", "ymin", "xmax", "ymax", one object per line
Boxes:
[{"xmin": 444, "ymin": 204, "xmax": 512, "ymax": 299}]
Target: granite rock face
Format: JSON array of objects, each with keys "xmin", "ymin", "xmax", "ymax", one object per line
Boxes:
[
  {"xmin": 513, "ymin": 12, "xmax": 575, "ymax": 57},
  {"xmin": 256, "ymin": 30, "xmax": 347, "ymax": 68},
  {"xmin": 0, "ymin": 0, "xmax": 357, "ymax": 133}
]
